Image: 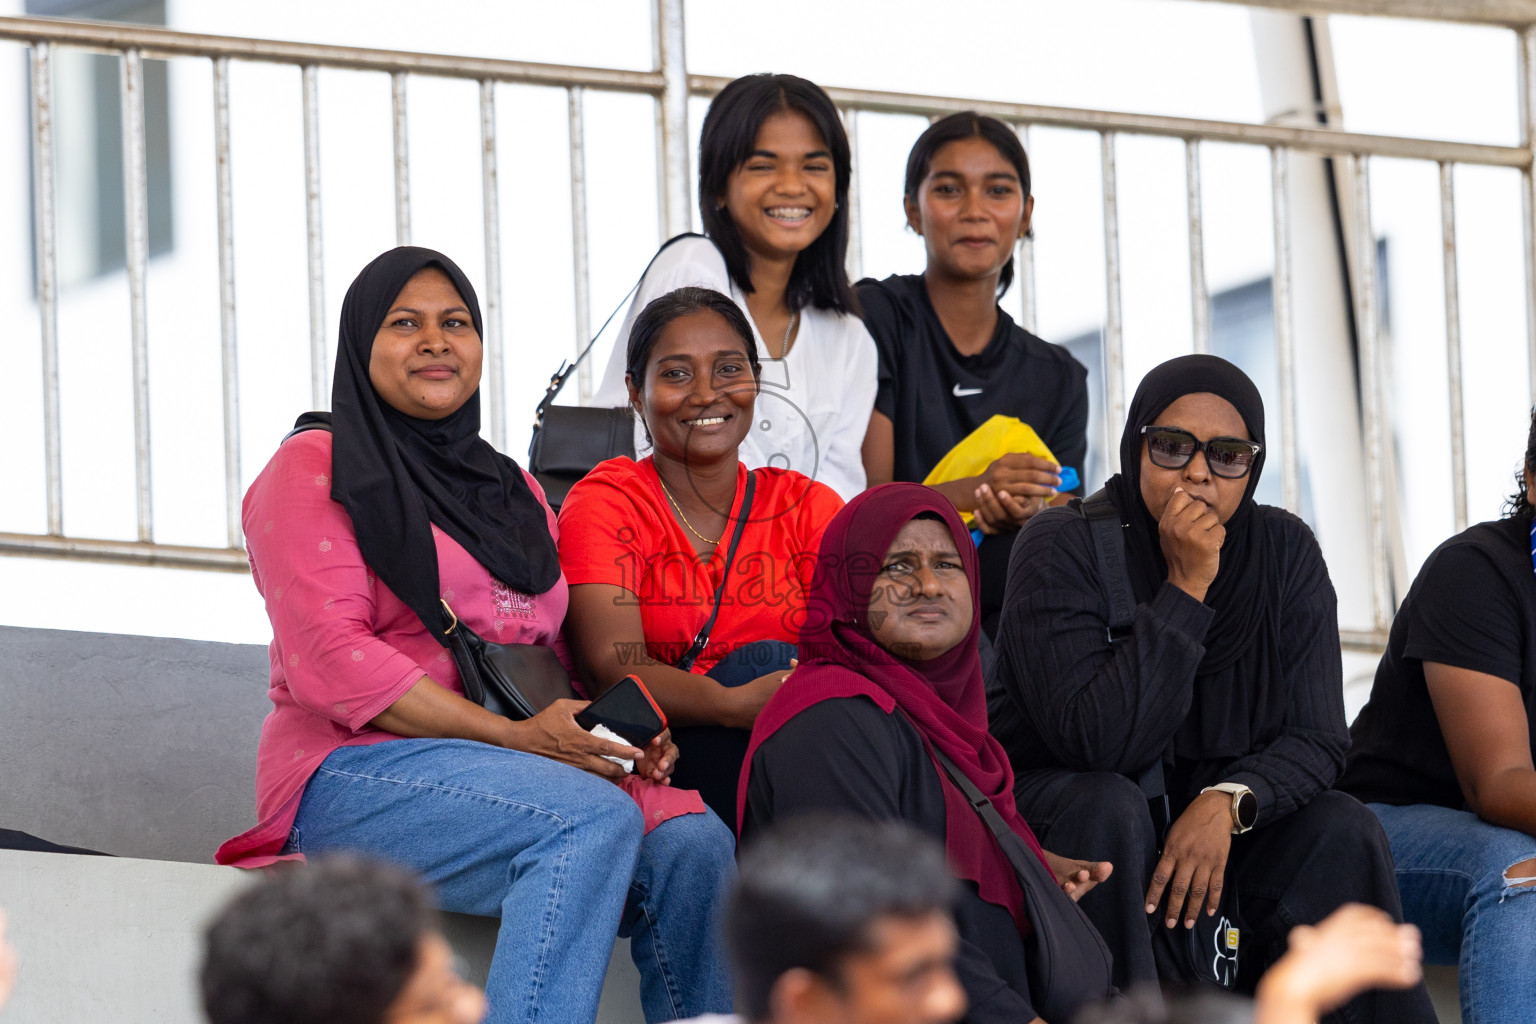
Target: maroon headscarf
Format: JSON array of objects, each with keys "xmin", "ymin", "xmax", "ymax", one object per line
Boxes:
[{"xmin": 738, "ymin": 483, "xmax": 1049, "ymax": 934}]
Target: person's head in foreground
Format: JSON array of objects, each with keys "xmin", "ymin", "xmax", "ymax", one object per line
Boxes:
[
  {"xmin": 730, "ymin": 814, "xmax": 967, "ymax": 1024},
  {"xmin": 201, "ymin": 856, "xmax": 485, "ymax": 1024}
]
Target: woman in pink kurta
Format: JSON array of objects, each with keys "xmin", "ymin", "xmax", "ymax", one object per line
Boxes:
[{"xmin": 216, "ymin": 246, "xmax": 734, "ymax": 1024}]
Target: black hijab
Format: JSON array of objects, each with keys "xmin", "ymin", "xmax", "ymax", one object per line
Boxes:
[
  {"xmin": 1102, "ymin": 355, "xmax": 1277, "ymax": 759},
  {"xmin": 323, "ymin": 246, "xmax": 560, "ymax": 644}
]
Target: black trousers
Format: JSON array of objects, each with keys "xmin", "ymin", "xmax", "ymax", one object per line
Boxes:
[
  {"xmin": 1012, "ymin": 769, "xmax": 1438, "ymax": 1024},
  {"xmin": 669, "ymin": 639, "xmax": 797, "ymax": 833}
]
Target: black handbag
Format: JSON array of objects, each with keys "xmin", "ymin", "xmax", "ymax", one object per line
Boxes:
[
  {"xmin": 440, "ymin": 600, "xmax": 578, "ymax": 720},
  {"xmin": 528, "ymin": 232, "xmax": 705, "ymax": 509},
  {"xmin": 1079, "ymin": 490, "xmax": 1243, "ymax": 991},
  {"xmin": 932, "ymin": 747, "xmax": 1117, "ymax": 1023}
]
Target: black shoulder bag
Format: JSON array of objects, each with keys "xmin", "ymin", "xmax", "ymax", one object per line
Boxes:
[
  {"xmin": 527, "ymin": 232, "xmax": 706, "ymax": 509},
  {"xmin": 930, "ymin": 746, "xmax": 1117, "ymax": 1024},
  {"xmin": 673, "ymin": 471, "xmax": 756, "ymax": 672},
  {"xmin": 1078, "ymin": 490, "xmax": 1242, "ymax": 991},
  {"xmin": 440, "ymin": 598, "xmax": 577, "ymax": 720},
  {"xmin": 282, "ymin": 417, "xmax": 577, "ymax": 722}
]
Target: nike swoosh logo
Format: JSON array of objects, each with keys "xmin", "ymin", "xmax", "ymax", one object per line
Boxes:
[{"xmin": 952, "ymin": 384, "xmax": 983, "ymax": 397}]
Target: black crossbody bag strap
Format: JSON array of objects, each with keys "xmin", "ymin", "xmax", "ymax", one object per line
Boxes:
[
  {"xmin": 674, "ymin": 471, "xmax": 756, "ymax": 672},
  {"xmin": 533, "ymin": 231, "xmax": 706, "ymax": 429},
  {"xmin": 929, "ymin": 743, "xmax": 1118, "ymax": 1019},
  {"xmin": 931, "ymin": 746, "xmax": 1042, "ymax": 878}
]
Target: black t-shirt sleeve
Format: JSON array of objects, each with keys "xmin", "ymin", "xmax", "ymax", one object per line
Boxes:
[
  {"xmin": 1402, "ymin": 541, "xmax": 1525, "ymax": 685},
  {"xmin": 856, "ymin": 281, "xmax": 901, "ymax": 422}
]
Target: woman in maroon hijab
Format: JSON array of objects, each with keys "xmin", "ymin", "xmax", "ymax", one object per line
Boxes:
[{"xmin": 739, "ymin": 483, "xmax": 1112, "ymax": 1024}]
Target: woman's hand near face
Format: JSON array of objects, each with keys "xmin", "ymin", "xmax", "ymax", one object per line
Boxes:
[
  {"xmin": 505, "ymin": 699, "xmax": 644, "ymax": 781},
  {"xmin": 1159, "ymin": 487, "xmax": 1225, "ymax": 602},
  {"xmin": 1145, "ymin": 788, "xmax": 1232, "ymax": 929}
]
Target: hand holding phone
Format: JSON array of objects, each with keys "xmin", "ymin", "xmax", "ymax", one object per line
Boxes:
[{"xmin": 575, "ymin": 676, "xmax": 668, "ymax": 772}]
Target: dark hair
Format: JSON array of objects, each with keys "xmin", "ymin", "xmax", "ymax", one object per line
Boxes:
[
  {"xmin": 1506, "ymin": 404, "xmax": 1536, "ymax": 520},
  {"xmin": 698, "ymin": 73, "xmax": 859, "ymax": 316},
  {"xmin": 729, "ymin": 814, "xmax": 958, "ymax": 1021},
  {"xmin": 625, "ymin": 285, "xmax": 761, "ymax": 387},
  {"xmin": 200, "ymin": 857, "xmax": 438, "ymax": 1024},
  {"xmin": 903, "ymin": 111, "xmax": 1032, "ymax": 299}
]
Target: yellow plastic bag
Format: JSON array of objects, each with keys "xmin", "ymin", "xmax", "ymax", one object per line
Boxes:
[{"xmin": 922, "ymin": 415, "xmax": 1057, "ymax": 528}]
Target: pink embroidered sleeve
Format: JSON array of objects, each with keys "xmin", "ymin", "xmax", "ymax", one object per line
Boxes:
[{"xmin": 243, "ymin": 433, "xmax": 427, "ymax": 731}]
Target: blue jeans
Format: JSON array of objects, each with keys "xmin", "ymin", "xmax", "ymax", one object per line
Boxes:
[
  {"xmin": 1369, "ymin": 802, "xmax": 1536, "ymax": 1024},
  {"xmin": 287, "ymin": 738, "xmax": 736, "ymax": 1024}
]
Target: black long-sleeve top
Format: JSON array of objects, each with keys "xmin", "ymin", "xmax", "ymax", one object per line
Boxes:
[
  {"xmin": 743, "ymin": 697, "xmax": 1039, "ymax": 1024},
  {"xmin": 988, "ymin": 504, "xmax": 1348, "ymax": 826}
]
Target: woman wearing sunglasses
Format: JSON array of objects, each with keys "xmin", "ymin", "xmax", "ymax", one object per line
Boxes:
[
  {"xmin": 1339, "ymin": 406, "xmax": 1536, "ymax": 1024},
  {"xmin": 987, "ymin": 355, "xmax": 1435, "ymax": 1022}
]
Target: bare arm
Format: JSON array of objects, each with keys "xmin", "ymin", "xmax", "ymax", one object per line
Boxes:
[
  {"xmin": 564, "ymin": 582, "xmax": 787, "ymax": 730},
  {"xmin": 1426, "ymin": 661, "xmax": 1536, "ymax": 837},
  {"xmin": 862, "ymin": 409, "xmax": 895, "ymax": 487},
  {"xmin": 370, "ymin": 678, "xmax": 648, "ymax": 782}
]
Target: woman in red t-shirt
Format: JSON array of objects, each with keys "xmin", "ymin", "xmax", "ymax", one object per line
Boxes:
[{"xmin": 560, "ymin": 286, "xmax": 844, "ymax": 827}]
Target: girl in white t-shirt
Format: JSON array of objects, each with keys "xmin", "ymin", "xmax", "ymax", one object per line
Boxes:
[{"xmin": 592, "ymin": 74, "xmax": 876, "ymax": 500}]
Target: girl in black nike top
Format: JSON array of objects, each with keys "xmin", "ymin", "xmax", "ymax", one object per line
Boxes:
[{"xmin": 858, "ymin": 112, "xmax": 1088, "ymax": 638}]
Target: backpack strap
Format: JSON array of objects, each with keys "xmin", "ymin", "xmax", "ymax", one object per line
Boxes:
[
  {"xmin": 930, "ymin": 745, "xmax": 1047, "ymax": 881},
  {"xmin": 1077, "ymin": 489, "xmax": 1134, "ymax": 643},
  {"xmin": 1077, "ymin": 489, "xmax": 1172, "ymax": 811}
]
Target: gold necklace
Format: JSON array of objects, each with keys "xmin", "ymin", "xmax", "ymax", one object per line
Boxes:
[{"xmin": 657, "ymin": 473, "xmax": 723, "ymax": 546}]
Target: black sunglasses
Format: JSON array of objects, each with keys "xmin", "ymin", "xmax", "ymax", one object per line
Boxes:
[{"xmin": 1141, "ymin": 425, "xmax": 1262, "ymax": 479}]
